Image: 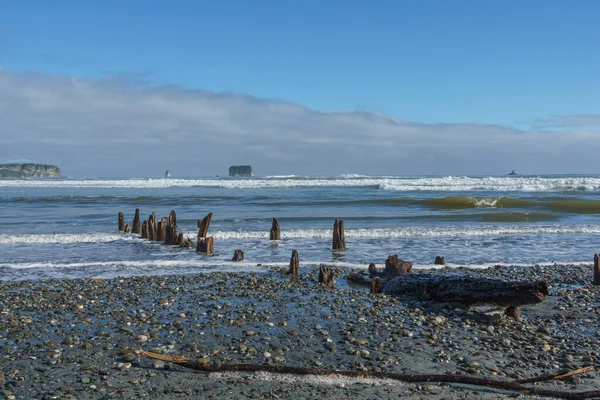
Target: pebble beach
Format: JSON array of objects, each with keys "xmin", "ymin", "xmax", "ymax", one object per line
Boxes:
[{"xmin": 2, "ymin": 263, "xmax": 600, "ymax": 400}]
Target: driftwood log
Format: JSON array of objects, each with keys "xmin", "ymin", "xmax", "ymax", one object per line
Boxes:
[
  {"xmin": 332, "ymin": 219, "xmax": 346, "ymax": 250},
  {"xmin": 197, "ymin": 213, "xmax": 212, "ymax": 239},
  {"xmin": 118, "ymin": 212, "xmax": 125, "ymax": 232},
  {"xmin": 289, "ymin": 250, "xmax": 299, "ymax": 276},
  {"xmin": 318, "ymin": 265, "xmax": 335, "ymax": 288},
  {"xmin": 196, "ymin": 237, "xmax": 214, "ymax": 255},
  {"xmin": 594, "ymin": 254, "xmax": 600, "ymax": 285},
  {"xmin": 138, "ymin": 351, "xmax": 599, "ymax": 400},
  {"xmin": 132, "ymin": 208, "xmax": 141, "ymax": 234},
  {"xmin": 232, "ymin": 249, "xmax": 244, "ymax": 261},
  {"xmin": 269, "ymin": 218, "xmax": 280, "ymax": 240}
]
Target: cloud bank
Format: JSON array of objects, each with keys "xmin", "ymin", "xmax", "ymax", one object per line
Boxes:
[{"xmin": 0, "ymin": 68, "xmax": 599, "ymax": 177}]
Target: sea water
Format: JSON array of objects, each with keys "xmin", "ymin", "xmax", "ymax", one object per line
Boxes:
[{"xmin": 1, "ymin": 174, "xmax": 599, "ymax": 281}]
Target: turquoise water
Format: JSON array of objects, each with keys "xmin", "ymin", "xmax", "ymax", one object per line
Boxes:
[{"xmin": 1, "ymin": 174, "xmax": 599, "ymax": 280}]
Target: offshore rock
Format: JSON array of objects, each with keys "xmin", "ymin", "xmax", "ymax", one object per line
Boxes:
[
  {"xmin": 228, "ymin": 165, "xmax": 254, "ymax": 177},
  {"xmin": 0, "ymin": 163, "xmax": 61, "ymax": 178}
]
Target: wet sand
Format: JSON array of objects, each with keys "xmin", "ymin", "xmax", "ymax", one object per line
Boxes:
[{"xmin": 1, "ymin": 264, "xmax": 599, "ymax": 399}]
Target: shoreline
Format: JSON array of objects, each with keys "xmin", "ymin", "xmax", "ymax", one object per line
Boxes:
[{"xmin": 1, "ymin": 264, "xmax": 599, "ymax": 399}]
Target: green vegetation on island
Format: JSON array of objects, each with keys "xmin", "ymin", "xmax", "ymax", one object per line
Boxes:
[
  {"xmin": 0, "ymin": 163, "xmax": 62, "ymax": 178},
  {"xmin": 228, "ymin": 165, "xmax": 254, "ymax": 177}
]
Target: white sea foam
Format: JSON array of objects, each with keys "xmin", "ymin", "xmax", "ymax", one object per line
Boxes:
[
  {"xmin": 0, "ymin": 233, "xmax": 126, "ymax": 244},
  {"xmin": 2, "ymin": 176, "xmax": 600, "ymax": 191}
]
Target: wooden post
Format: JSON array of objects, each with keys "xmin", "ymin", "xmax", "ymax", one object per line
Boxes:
[
  {"xmin": 594, "ymin": 254, "xmax": 600, "ymax": 285},
  {"xmin": 332, "ymin": 219, "xmax": 346, "ymax": 250},
  {"xmin": 177, "ymin": 232, "xmax": 184, "ymax": 247},
  {"xmin": 196, "ymin": 237, "xmax": 214, "ymax": 255},
  {"xmin": 232, "ymin": 249, "xmax": 244, "ymax": 261},
  {"xmin": 434, "ymin": 256, "xmax": 445, "ymax": 265},
  {"xmin": 198, "ymin": 212, "xmax": 213, "ymax": 239},
  {"xmin": 289, "ymin": 250, "xmax": 299, "ymax": 276},
  {"xmin": 148, "ymin": 213, "xmax": 158, "ymax": 241},
  {"xmin": 141, "ymin": 221, "xmax": 149, "ymax": 239},
  {"xmin": 118, "ymin": 212, "xmax": 125, "ymax": 231},
  {"xmin": 158, "ymin": 217, "xmax": 167, "ymax": 242},
  {"xmin": 132, "ymin": 208, "xmax": 141, "ymax": 234},
  {"xmin": 371, "ymin": 277, "xmax": 382, "ymax": 294},
  {"xmin": 124, "ymin": 224, "xmax": 131, "ymax": 233},
  {"xmin": 504, "ymin": 305, "xmax": 522, "ymax": 319},
  {"xmin": 165, "ymin": 210, "xmax": 177, "ymax": 245},
  {"xmin": 318, "ymin": 265, "xmax": 335, "ymax": 288},
  {"xmin": 269, "ymin": 218, "xmax": 280, "ymax": 240},
  {"xmin": 368, "ymin": 263, "xmax": 378, "ymax": 275}
]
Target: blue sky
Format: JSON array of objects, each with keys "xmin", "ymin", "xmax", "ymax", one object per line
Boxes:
[{"xmin": 0, "ymin": 1, "xmax": 599, "ymax": 176}]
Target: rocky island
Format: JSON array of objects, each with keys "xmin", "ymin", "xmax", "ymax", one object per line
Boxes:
[
  {"xmin": 0, "ymin": 163, "xmax": 61, "ymax": 178},
  {"xmin": 229, "ymin": 165, "xmax": 254, "ymax": 177}
]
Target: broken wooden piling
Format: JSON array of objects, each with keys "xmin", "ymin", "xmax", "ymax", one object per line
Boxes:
[
  {"xmin": 157, "ymin": 217, "xmax": 167, "ymax": 242},
  {"xmin": 594, "ymin": 254, "xmax": 600, "ymax": 285},
  {"xmin": 332, "ymin": 219, "xmax": 346, "ymax": 250},
  {"xmin": 124, "ymin": 224, "xmax": 131, "ymax": 233},
  {"xmin": 165, "ymin": 210, "xmax": 177, "ymax": 245},
  {"xmin": 289, "ymin": 250, "xmax": 299, "ymax": 276},
  {"xmin": 434, "ymin": 256, "xmax": 445, "ymax": 265},
  {"xmin": 196, "ymin": 237, "xmax": 214, "ymax": 255},
  {"xmin": 197, "ymin": 213, "xmax": 212, "ymax": 239},
  {"xmin": 141, "ymin": 221, "xmax": 149, "ymax": 239},
  {"xmin": 232, "ymin": 249, "xmax": 244, "ymax": 261},
  {"xmin": 269, "ymin": 218, "xmax": 280, "ymax": 240},
  {"xmin": 371, "ymin": 277, "xmax": 382, "ymax": 294},
  {"xmin": 148, "ymin": 213, "xmax": 158, "ymax": 241},
  {"xmin": 132, "ymin": 208, "xmax": 141, "ymax": 234},
  {"xmin": 318, "ymin": 265, "xmax": 335, "ymax": 288},
  {"xmin": 118, "ymin": 212, "xmax": 125, "ymax": 232}
]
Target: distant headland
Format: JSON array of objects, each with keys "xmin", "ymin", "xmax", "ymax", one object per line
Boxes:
[
  {"xmin": 0, "ymin": 163, "xmax": 61, "ymax": 178},
  {"xmin": 229, "ymin": 165, "xmax": 254, "ymax": 177}
]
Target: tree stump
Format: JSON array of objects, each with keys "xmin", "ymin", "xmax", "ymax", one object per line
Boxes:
[
  {"xmin": 332, "ymin": 219, "xmax": 346, "ymax": 250},
  {"xmin": 157, "ymin": 217, "xmax": 167, "ymax": 242},
  {"xmin": 232, "ymin": 249, "xmax": 244, "ymax": 261},
  {"xmin": 594, "ymin": 254, "xmax": 600, "ymax": 285},
  {"xmin": 118, "ymin": 212, "xmax": 125, "ymax": 231},
  {"xmin": 318, "ymin": 266, "xmax": 335, "ymax": 288},
  {"xmin": 269, "ymin": 218, "xmax": 280, "ymax": 240},
  {"xmin": 132, "ymin": 208, "xmax": 141, "ymax": 234},
  {"xmin": 196, "ymin": 237, "xmax": 214, "ymax": 255},
  {"xmin": 124, "ymin": 224, "xmax": 131, "ymax": 233},
  {"xmin": 141, "ymin": 220, "xmax": 149, "ymax": 239},
  {"xmin": 198, "ymin": 212, "xmax": 213, "ymax": 239},
  {"xmin": 371, "ymin": 277, "xmax": 383, "ymax": 294},
  {"xmin": 383, "ymin": 255, "xmax": 413, "ymax": 276},
  {"xmin": 289, "ymin": 250, "xmax": 299, "ymax": 276},
  {"xmin": 434, "ymin": 256, "xmax": 445, "ymax": 265}
]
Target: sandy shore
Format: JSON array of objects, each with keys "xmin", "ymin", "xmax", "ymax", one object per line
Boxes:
[{"xmin": 1, "ymin": 264, "xmax": 599, "ymax": 399}]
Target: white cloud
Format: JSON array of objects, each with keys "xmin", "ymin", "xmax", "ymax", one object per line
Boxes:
[{"xmin": 0, "ymin": 68, "xmax": 599, "ymax": 176}]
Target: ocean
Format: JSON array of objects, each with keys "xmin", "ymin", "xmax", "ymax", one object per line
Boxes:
[{"xmin": 1, "ymin": 174, "xmax": 599, "ymax": 281}]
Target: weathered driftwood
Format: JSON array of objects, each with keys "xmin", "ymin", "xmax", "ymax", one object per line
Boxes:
[
  {"xmin": 157, "ymin": 217, "xmax": 167, "ymax": 242},
  {"xmin": 118, "ymin": 212, "xmax": 125, "ymax": 231},
  {"xmin": 132, "ymin": 208, "xmax": 141, "ymax": 234},
  {"xmin": 289, "ymin": 250, "xmax": 299, "ymax": 276},
  {"xmin": 318, "ymin": 266, "xmax": 335, "ymax": 288},
  {"xmin": 196, "ymin": 237, "xmax": 214, "ymax": 255},
  {"xmin": 141, "ymin": 220, "xmax": 149, "ymax": 239},
  {"xmin": 197, "ymin": 213, "xmax": 212, "ymax": 239},
  {"xmin": 594, "ymin": 254, "xmax": 600, "ymax": 285},
  {"xmin": 383, "ymin": 254, "xmax": 412, "ymax": 276},
  {"xmin": 138, "ymin": 350, "xmax": 599, "ymax": 400},
  {"xmin": 124, "ymin": 224, "xmax": 131, "ymax": 233},
  {"xmin": 269, "ymin": 218, "xmax": 280, "ymax": 240},
  {"xmin": 434, "ymin": 256, "xmax": 445, "ymax": 265},
  {"xmin": 332, "ymin": 219, "xmax": 346, "ymax": 250},
  {"xmin": 232, "ymin": 249, "xmax": 244, "ymax": 261},
  {"xmin": 371, "ymin": 277, "xmax": 382, "ymax": 294}
]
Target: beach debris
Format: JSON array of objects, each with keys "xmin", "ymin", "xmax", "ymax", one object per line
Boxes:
[
  {"xmin": 318, "ymin": 265, "xmax": 335, "ymax": 288},
  {"xmin": 196, "ymin": 237, "xmax": 214, "ymax": 255},
  {"xmin": 371, "ymin": 277, "xmax": 382, "ymax": 294},
  {"xmin": 197, "ymin": 213, "xmax": 213, "ymax": 239},
  {"xmin": 132, "ymin": 208, "xmax": 141, "ymax": 234},
  {"xmin": 137, "ymin": 350, "xmax": 599, "ymax": 399},
  {"xmin": 232, "ymin": 249, "xmax": 244, "ymax": 261},
  {"xmin": 289, "ymin": 250, "xmax": 299, "ymax": 276},
  {"xmin": 383, "ymin": 254, "xmax": 413, "ymax": 276},
  {"xmin": 434, "ymin": 256, "xmax": 445, "ymax": 265},
  {"xmin": 594, "ymin": 254, "xmax": 600, "ymax": 285},
  {"xmin": 332, "ymin": 218, "xmax": 346, "ymax": 251},
  {"xmin": 269, "ymin": 217, "xmax": 280, "ymax": 240},
  {"xmin": 118, "ymin": 212, "xmax": 125, "ymax": 231}
]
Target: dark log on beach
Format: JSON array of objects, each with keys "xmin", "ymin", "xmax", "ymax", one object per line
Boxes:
[
  {"xmin": 332, "ymin": 219, "xmax": 346, "ymax": 250},
  {"xmin": 289, "ymin": 250, "xmax": 299, "ymax": 276},
  {"xmin": 383, "ymin": 254, "xmax": 412, "ymax": 276},
  {"xmin": 371, "ymin": 277, "xmax": 383, "ymax": 294},
  {"xmin": 141, "ymin": 220, "xmax": 149, "ymax": 239},
  {"xmin": 232, "ymin": 249, "xmax": 244, "ymax": 261},
  {"xmin": 132, "ymin": 208, "xmax": 141, "ymax": 234},
  {"xmin": 197, "ymin": 212, "xmax": 213, "ymax": 239},
  {"xmin": 318, "ymin": 266, "xmax": 335, "ymax": 288},
  {"xmin": 196, "ymin": 237, "xmax": 214, "ymax": 255},
  {"xmin": 118, "ymin": 212, "xmax": 125, "ymax": 231},
  {"xmin": 124, "ymin": 224, "xmax": 131, "ymax": 233},
  {"xmin": 434, "ymin": 256, "xmax": 445, "ymax": 265},
  {"xmin": 269, "ymin": 218, "xmax": 280, "ymax": 240},
  {"xmin": 139, "ymin": 350, "xmax": 600, "ymax": 400},
  {"xmin": 157, "ymin": 217, "xmax": 167, "ymax": 242},
  {"xmin": 594, "ymin": 254, "xmax": 600, "ymax": 285}
]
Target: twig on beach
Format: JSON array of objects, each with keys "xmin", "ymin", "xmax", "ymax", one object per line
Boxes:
[
  {"xmin": 137, "ymin": 350, "xmax": 599, "ymax": 400},
  {"xmin": 514, "ymin": 366, "xmax": 594, "ymax": 384}
]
